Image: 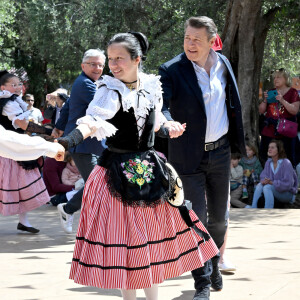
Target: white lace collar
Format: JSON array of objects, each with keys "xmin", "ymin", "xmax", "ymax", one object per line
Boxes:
[{"xmin": 97, "ymin": 73, "xmax": 162, "ymax": 118}]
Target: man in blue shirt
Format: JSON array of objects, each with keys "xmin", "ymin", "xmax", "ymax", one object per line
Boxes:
[{"xmin": 159, "ymin": 16, "xmax": 245, "ymax": 300}]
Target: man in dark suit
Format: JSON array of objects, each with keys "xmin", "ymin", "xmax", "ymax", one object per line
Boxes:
[
  {"xmin": 159, "ymin": 16, "xmax": 246, "ymax": 300},
  {"xmin": 55, "ymin": 49, "xmax": 106, "ymax": 234}
]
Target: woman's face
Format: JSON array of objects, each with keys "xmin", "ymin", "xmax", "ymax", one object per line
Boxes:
[
  {"xmin": 1, "ymin": 76, "xmax": 22, "ymax": 95},
  {"xmin": 267, "ymin": 142, "xmax": 278, "ymax": 158},
  {"xmin": 273, "ymin": 74, "xmax": 286, "ymax": 89},
  {"xmin": 107, "ymin": 43, "xmax": 140, "ymax": 82}
]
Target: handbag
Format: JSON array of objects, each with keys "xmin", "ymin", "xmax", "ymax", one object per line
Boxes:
[{"xmin": 277, "ymin": 118, "xmax": 298, "ymax": 138}]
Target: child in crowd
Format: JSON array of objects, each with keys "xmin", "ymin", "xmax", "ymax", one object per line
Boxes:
[
  {"xmin": 61, "ymin": 152, "xmax": 83, "ymax": 189},
  {"xmin": 230, "ymin": 153, "xmax": 246, "ymax": 208},
  {"xmin": 239, "ymin": 144, "xmax": 263, "ymax": 199}
]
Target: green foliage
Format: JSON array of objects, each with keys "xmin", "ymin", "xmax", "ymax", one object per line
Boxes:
[
  {"xmin": 0, "ymin": 0, "xmax": 298, "ymax": 107},
  {"xmin": 0, "ymin": 0, "xmax": 18, "ymax": 69},
  {"xmin": 262, "ymin": 2, "xmax": 300, "ymax": 86}
]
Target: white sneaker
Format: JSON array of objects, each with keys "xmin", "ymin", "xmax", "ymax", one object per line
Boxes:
[
  {"xmin": 218, "ymin": 259, "xmax": 236, "ymax": 272},
  {"xmin": 57, "ymin": 203, "xmax": 74, "ymax": 234}
]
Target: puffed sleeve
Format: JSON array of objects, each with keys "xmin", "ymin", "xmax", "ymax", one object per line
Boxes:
[
  {"xmin": 76, "ymin": 85, "xmax": 121, "ymax": 141},
  {"xmin": 143, "ymin": 74, "xmax": 167, "ymax": 130},
  {"xmin": 0, "ymin": 125, "xmax": 62, "ymax": 160},
  {"xmin": 1, "ymin": 96, "xmax": 30, "ymax": 129}
]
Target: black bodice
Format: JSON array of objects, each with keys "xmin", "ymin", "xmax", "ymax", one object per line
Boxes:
[{"xmin": 106, "ymin": 100, "xmax": 156, "ymax": 152}]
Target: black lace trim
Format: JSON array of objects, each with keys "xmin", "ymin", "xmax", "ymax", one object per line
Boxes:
[
  {"xmin": 17, "ymin": 159, "xmax": 40, "ymax": 170},
  {"xmin": 17, "ymin": 157, "xmax": 44, "ymax": 171}
]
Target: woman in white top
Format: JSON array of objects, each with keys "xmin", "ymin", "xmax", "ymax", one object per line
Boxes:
[
  {"xmin": 0, "ymin": 75, "xmax": 55, "ymax": 234},
  {"xmin": 57, "ymin": 32, "xmax": 219, "ymax": 300}
]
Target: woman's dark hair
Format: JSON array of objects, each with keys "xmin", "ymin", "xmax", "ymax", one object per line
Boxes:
[
  {"xmin": 269, "ymin": 139, "xmax": 287, "ymax": 159},
  {"xmin": 0, "ymin": 72, "xmax": 17, "ymax": 86},
  {"xmin": 107, "ymin": 32, "xmax": 149, "ymax": 69}
]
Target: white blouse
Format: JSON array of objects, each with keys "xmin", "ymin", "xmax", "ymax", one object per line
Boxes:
[
  {"xmin": 0, "ymin": 125, "xmax": 62, "ymax": 161},
  {"xmin": 76, "ymin": 73, "xmax": 166, "ymax": 141},
  {"xmin": 0, "ymin": 90, "xmax": 30, "ymax": 129}
]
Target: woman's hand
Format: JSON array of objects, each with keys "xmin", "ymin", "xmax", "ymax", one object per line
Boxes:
[
  {"xmin": 53, "ymin": 141, "xmax": 65, "ymax": 161},
  {"xmin": 259, "ymin": 91, "xmax": 268, "ymax": 114},
  {"xmin": 163, "ymin": 121, "xmax": 186, "ymax": 138},
  {"xmin": 262, "ymin": 178, "xmax": 272, "ymax": 185},
  {"xmin": 276, "ymin": 91, "xmax": 300, "ymax": 115},
  {"xmin": 276, "ymin": 91, "xmax": 284, "ymax": 104}
]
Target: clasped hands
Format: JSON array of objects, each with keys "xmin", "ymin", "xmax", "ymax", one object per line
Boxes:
[
  {"xmin": 261, "ymin": 177, "xmax": 273, "ymax": 185},
  {"xmin": 163, "ymin": 121, "xmax": 186, "ymax": 138}
]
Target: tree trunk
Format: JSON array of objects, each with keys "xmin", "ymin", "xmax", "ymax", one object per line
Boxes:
[{"xmin": 222, "ymin": 0, "xmax": 279, "ymax": 147}]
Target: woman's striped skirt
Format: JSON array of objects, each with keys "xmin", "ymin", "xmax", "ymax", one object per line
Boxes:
[
  {"xmin": 0, "ymin": 156, "xmax": 49, "ymax": 216},
  {"xmin": 70, "ymin": 166, "xmax": 219, "ymax": 290}
]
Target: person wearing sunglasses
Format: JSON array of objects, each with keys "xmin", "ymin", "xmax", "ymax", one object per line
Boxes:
[{"xmin": 23, "ymin": 94, "xmax": 44, "ymax": 125}]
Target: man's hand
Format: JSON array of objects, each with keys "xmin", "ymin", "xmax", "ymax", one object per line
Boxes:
[
  {"xmin": 53, "ymin": 141, "xmax": 65, "ymax": 161},
  {"xmin": 51, "ymin": 127, "xmax": 64, "ymax": 138},
  {"xmin": 163, "ymin": 121, "xmax": 186, "ymax": 138}
]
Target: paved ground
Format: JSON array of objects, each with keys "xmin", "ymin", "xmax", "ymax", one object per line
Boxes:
[{"xmin": 0, "ymin": 205, "xmax": 300, "ymax": 300}]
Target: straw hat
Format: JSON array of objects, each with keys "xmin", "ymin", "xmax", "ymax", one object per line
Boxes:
[{"xmin": 165, "ymin": 162, "xmax": 184, "ymax": 207}]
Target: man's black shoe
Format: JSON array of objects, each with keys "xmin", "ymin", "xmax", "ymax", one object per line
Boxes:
[
  {"xmin": 210, "ymin": 266, "xmax": 223, "ymax": 291},
  {"xmin": 193, "ymin": 286, "xmax": 210, "ymax": 300}
]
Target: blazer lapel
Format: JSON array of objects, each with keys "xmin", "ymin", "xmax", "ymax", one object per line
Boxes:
[{"xmin": 179, "ymin": 53, "xmax": 206, "ymax": 114}]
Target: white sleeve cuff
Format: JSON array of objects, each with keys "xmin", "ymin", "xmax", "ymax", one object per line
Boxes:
[{"xmin": 76, "ymin": 115, "xmax": 118, "ymax": 141}]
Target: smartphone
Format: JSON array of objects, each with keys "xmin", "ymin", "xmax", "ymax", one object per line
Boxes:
[{"xmin": 267, "ymin": 90, "xmax": 278, "ymax": 103}]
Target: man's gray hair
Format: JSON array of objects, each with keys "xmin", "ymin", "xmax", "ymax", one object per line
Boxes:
[
  {"xmin": 184, "ymin": 16, "xmax": 217, "ymax": 40},
  {"xmin": 82, "ymin": 49, "xmax": 106, "ymax": 63}
]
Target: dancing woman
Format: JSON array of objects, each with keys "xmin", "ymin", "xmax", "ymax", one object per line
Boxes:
[
  {"xmin": 58, "ymin": 32, "xmax": 219, "ymax": 300},
  {"xmin": 0, "ymin": 74, "xmax": 53, "ymax": 233}
]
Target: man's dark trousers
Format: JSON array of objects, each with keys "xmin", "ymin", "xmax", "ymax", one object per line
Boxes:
[{"xmin": 180, "ymin": 139, "xmax": 231, "ymax": 289}]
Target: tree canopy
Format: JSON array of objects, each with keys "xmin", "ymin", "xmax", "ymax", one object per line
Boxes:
[{"xmin": 0, "ymin": 0, "xmax": 299, "ymax": 142}]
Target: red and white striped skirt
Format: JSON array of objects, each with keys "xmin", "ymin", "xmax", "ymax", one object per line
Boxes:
[
  {"xmin": 70, "ymin": 166, "xmax": 219, "ymax": 290},
  {"xmin": 0, "ymin": 156, "xmax": 49, "ymax": 216}
]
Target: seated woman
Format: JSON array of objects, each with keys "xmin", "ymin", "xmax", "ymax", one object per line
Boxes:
[{"xmin": 249, "ymin": 140, "xmax": 297, "ymax": 208}]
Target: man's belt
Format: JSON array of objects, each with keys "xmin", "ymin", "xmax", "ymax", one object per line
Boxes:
[{"xmin": 204, "ymin": 135, "xmax": 228, "ymax": 151}]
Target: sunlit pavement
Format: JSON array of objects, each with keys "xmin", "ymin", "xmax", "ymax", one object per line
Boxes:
[{"xmin": 0, "ymin": 204, "xmax": 299, "ymax": 300}]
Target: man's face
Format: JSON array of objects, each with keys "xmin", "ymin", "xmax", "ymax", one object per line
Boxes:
[
  {"xmin": 81, "ymin": 56, "xmax": 105, "ymax": 81},
  {"xmin": 25, "ymin": 97, "xmax": 34, "ymax": 109},
  {"xmin": 184, "ymin": 26, "xmax": 215, "ymax": 65}
]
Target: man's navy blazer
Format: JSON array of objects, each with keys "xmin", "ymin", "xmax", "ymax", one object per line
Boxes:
[
  {"xmin": 64, "ymin": 72, "xmax": 104, "ymax": 156},
  {"xmin": 159, "ymin": 52, "xmax": 246, "ymax": 174}
]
